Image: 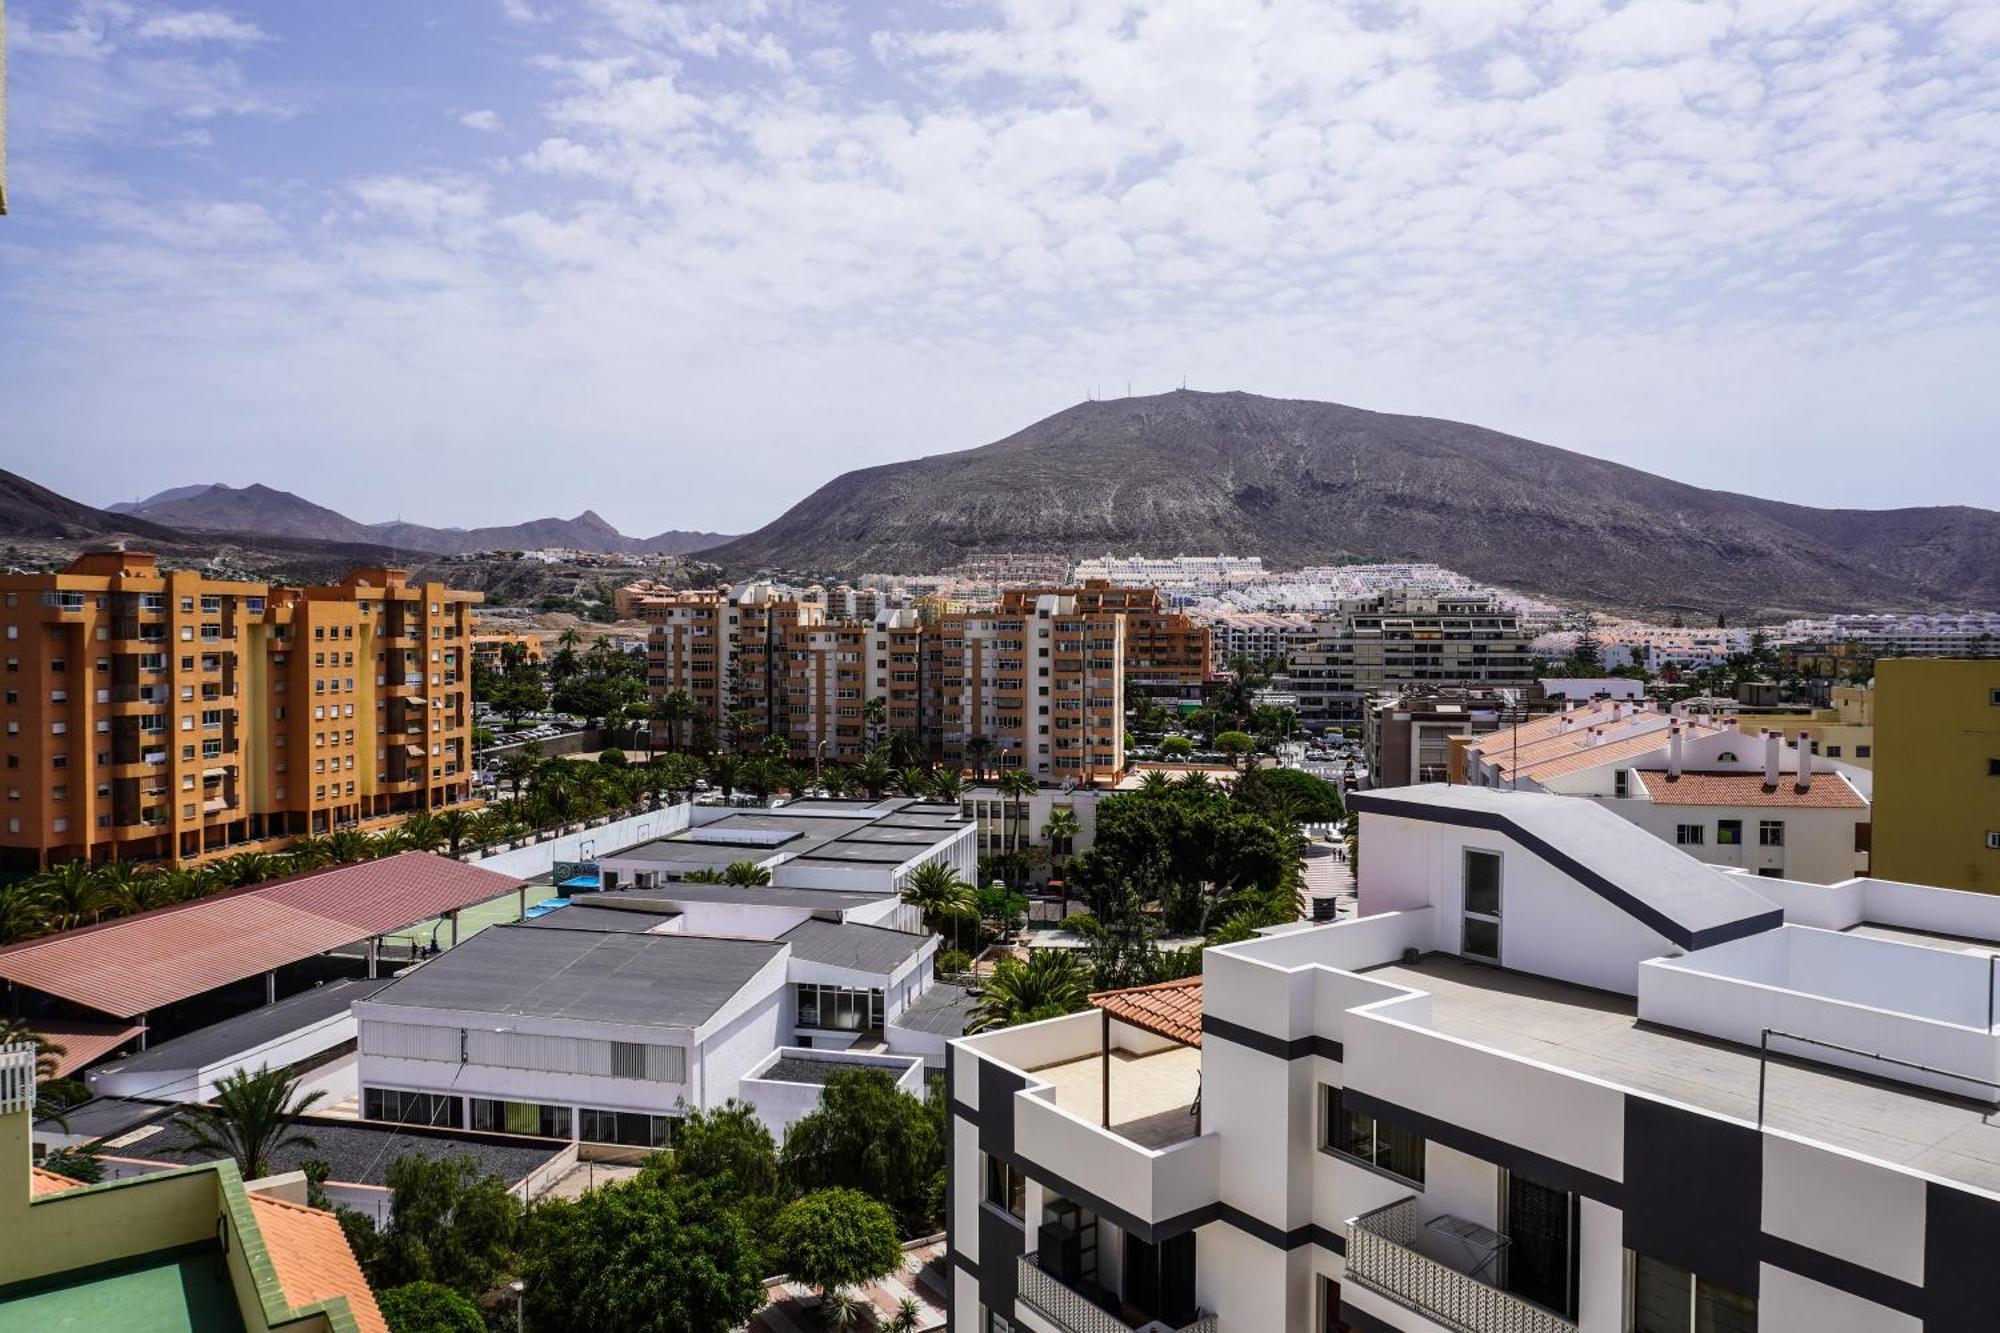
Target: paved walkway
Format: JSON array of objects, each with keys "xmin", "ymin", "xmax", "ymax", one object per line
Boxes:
[{"xmin": 746, "ymin": 1241, "xmax": 948, "ymax": 1332}]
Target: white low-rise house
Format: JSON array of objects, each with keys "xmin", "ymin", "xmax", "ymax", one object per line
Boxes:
[
  {"xmin": 354, "ymin": 887, "xmax": 959, "ymax": 1150},
  {"xmin": 1460, "ymin": 703, "xmax": 1871, "ymax": 884},
  {"xmin": 946, "ymin": 784, "xmax": 2000, "ymax": 1333}
]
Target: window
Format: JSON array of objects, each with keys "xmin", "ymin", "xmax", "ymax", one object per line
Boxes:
[
  {"xmin": 795, "ymin": 983, "xmax": 885, "ymax": 1031},
  {"xmin": 1855, "ymin": 745, "xmax": 1871, "ymax": 759},
  {"xmin": 1823, "ymin": 745, "xmax": 1841, "ymax": 757},
  {"xmin": 1716, "ymin": 820, "xmax": 1742, "ymax": 846},
  {"xmin": 610, "ymin": 1041, "xmax": 648, "ymax": 1079},
  {"xmin": 469, "ymin": 1098, "xmax": 572, "ymax": 1138},
  {"xmin": 363, "ymin": 1087, "xmax": 462, "ymax": 1127},
  {"xmin": 1990, "ymin": 759, "xmax": 2000, "ymax": 777},
  {"xmin": 578, "ymin": 1107, "xmax": 675, "ymax": 1148},
  {"xmin": 985, "ymin": 1154, "xmax": 1026, "ymax": 1219},
  {"xmin": 1321, "ymin": 1085, "xmax": 1425, "ymax": 1183},
  {"xmin": 1613, "ymin": 769, "xmax": 1629, "ymax": 798},
  {"xmin": 1628, "ymin": 1253, "xmax": 1755, "ymax": 1332},
  {"xmin": 1676, "ymin": 825, "xmax": 1705, "ymax": 846},
  {"xmin": 1758, "ymin": 820, "xmax": 1785, "ymax": 847}
]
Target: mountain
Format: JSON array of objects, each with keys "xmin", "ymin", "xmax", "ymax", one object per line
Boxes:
[
  {"xmin": 106, "ymin": 483, "xmax": 221, "ymax": 514},
  {"xmin": 701, "ymin": 390, "xmax": 2000, "ymax": 617},
  {"xmin": 114, "ymin": 484, "xmax": 732, "ymax": 557},
  {"xmin": 0, "ymin": 469, "xmax": 183, "ymax": 542}
]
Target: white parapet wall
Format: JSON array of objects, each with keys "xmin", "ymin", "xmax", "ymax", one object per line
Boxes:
[
  {"xmin": 737, "ymin": 1046, "xmax": 926, "ymax": 1138},
  {"xmin": 467, "ymin": 803, "xmax": 693, "ymax": 880}
]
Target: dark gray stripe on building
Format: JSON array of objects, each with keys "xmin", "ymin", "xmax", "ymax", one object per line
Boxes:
[
  {"xmin": 1623, "ymin": 1098, "xmax": 1761, "ymax": 1294},
  {"xmin": 1759, "ymin": 1234, "xmax": 1923, "ymax": 1318},
  {"xmin": 1202, "ymin": 1013, "xmax": 1343, "ymax": 1063},
  {"xmin": 1342, "ymin": 1086, "xmax": 1623, "ymax": 1206},
  {"xmin": 1922, "ymin": 1179, "xmax": 2000, "ymax": 1332},
  {"xmin": 1344, "ymin": 792, "xmax": 1783, "ymax": 950}
]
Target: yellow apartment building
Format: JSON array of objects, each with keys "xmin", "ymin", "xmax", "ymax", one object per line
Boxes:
[
  {"xmin": 1872, "ymin": 658, "xmax": 2000, "ymax": 893},
  {"xmin": 0, "ymin": 551, "xmax": 479, "ymax": 870}
]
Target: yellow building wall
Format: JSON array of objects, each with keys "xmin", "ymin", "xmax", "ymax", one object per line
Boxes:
[{"xmin": 1872, "ymin": 659, "xmax": 2000, "ymax": 893}]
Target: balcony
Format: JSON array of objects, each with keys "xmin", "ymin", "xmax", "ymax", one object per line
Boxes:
[
  {"xmin": 1344, "ymin": 1198, "xmax": 1577, "ymax": 1333},
  {"xmin": 1016, "ymin": 1256, "xmax": 1215, "ymax": 1333}
]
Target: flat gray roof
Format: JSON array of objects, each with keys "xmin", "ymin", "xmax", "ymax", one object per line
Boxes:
[
  {"xmin": 1348, "ymin": 784, "xmax": 1782, "ymax": 949},
  {"xmin": 608, "ymin": 801, "xmax": 966, "ymax": 873},
  {"xmin": 91, "ymin": 978, "xmax": 392, "ymax": 1079},
  {"xmin": 595, "ymin": 883, "xmax": 891, "ymax": 911},
  {"xmin": 891, "ymin": 982, "xmax": 976, "ymax": 1036},
  {"xmin": 362, "ymin": 924, "xmax": 783, "ymax": 1028},
  {"xmin": 1367, "ymin": 954, "xmax": 2000, "ymax": 1195},
  {"xmin": 521, "ymin": 905, "xmax": 681, "ymax": 934},
  {"xmin": 781, "ymin": 919, "xmax": 930, "ymax": 973}
]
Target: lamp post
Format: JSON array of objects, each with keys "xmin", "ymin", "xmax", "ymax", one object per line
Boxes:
[{"xmin": 509, "ymin": 1278, "xmax": 525, "ymax": 1332}]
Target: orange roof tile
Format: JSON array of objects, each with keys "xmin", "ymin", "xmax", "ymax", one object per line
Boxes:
[
  {"xmin": 249, "ymin": 1192, "xmax": 390, "ymax": 1333},
  {"xmin": 1088, "ymin": 976, "xmax": 1202, "ymax": 1047},
  {"xmin": 1635, "ymin": 770, "xmax": 1868, "ymax": 809},
  {"xmin": 28, "ymin": 1019, "xmax": 146, "ymax": 1077},
  {"xmin": 30, "ymin": 1167, "xmax": 80, "ymax": 1196}
]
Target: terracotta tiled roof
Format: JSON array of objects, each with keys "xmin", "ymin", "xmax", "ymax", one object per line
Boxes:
[
  {"xmin": 27, "ymin": 1019, "xmax": 146, "ymax": 1077},
  {"xmin": 29, "ymin": 1167, "xmax": 79, "ymax": 1196},
  {"xmin": 249, "ymin": 1193, "xmax": 390, "ymax": 1333},
  {"xmin": 1635, "ymin": 770, "xmax": 1868, "ymax": 809},
  {"xmin": 0, "ymin": 852, "xmax": 522, "ymax": 1019},
  {"xmin": 1089, "ymin": 977, "xmax": 1203, "ymax": 1047}
]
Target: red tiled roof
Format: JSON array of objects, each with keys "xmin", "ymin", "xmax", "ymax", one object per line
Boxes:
[
  {"xmin": 0, "ymin": 852, "xmax": 521, "ymax": 1020},
  {"xmin": 30, "ymin": 1167, "xmax": 80, "ymax": 1196},
  {"xmin": 1636, "ymin": 769, "xmax": 1868, "ymax": 809},
  {"xmin": 27, "ymin": 1019, "xmax": 146, "ymax": 1076},
  {"xmin": 250, "ymin": 1192, "xmax": 390, "ymax": 1333},
  {"xmin": 1089, "ymin": 977, "xmax": 1202, "ymax": 1047}
]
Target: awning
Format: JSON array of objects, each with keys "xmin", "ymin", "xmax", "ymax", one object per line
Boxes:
[
  {"xmin": 404, "ymin": 745, "xmax": 426, "ymax": 758},
  {"xmin": 403, "ymin": 695, "xmax": 427, "ymax": 706},
  {"xmin": 1088, "ymin": 976, "xmax": 1203, "ymax": 1047}
]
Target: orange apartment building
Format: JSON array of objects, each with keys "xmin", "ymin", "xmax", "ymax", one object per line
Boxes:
[
  {"xmin": 1000, "ymin": 580, "xmax": 1210, "ymax": 698},
  {"xmin": 0, "ymin": 552, "xmax": 480, "ymax": 870},
  {"xmin": 645, "ymin": 583, "xmax": 1130, "ymax": 783}
]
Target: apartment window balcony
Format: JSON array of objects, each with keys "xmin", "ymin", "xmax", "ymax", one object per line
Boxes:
[
  {"xmin": 1344, "ymin": 1197, "xmax": 1577, "ymax": 1333},
  {"xmin": 1016, "ymin": 1256, "xmax": 1214, "ymax": 1333}
]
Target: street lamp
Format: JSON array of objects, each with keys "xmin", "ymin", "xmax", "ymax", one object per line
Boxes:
[{"xmin": 509, "ymin": 1279, "xmax": 525, "ymax": 1332}]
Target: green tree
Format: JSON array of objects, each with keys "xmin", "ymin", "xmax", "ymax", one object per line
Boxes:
[
  {"xmin": 370, "ymin": 1154, "xmax": 523, "ymax": 1300},
  {"xmin": 642, "ymin": 1100, "xmax": 782, "ymax": 1256},
  {"xmin": 969, "ymin": 951, "xmax": 1092, "ymax": 1032},
  {"xmin": 378, "ymin": 1282, "xmax": 485, "ymax": 1333},
  {"xmin": 520, "ymin": 1178, "xmax": 765, "ymax": 1333},
  {"xmin": 166, "ymin": 1066, "xmax": 325, "ymax": 1180},
  {"xmin": 1232, "ymin": 766, "xmax": 1345, "ymax": 825},
  {"xmin": 900, "ymin": 859, "xmax": 977, "ymax": 951},
  {"xmin": 1158, "ymin": 735, "xmax": 1194, "ymax": 759},
  {"xmin": 722, "ymin": 860, "xmax": 774, "ymax": 886},
  {"xmin": 651, "ymin": 688, "xmax": 695, "ymax": 752},
  {"xmin": 1214, "ymin": 730, "xmax": 1255, "ymax": 770},
  {"xmin": 771, "ymin": 1188, "xmax": 902, "ymax": 1306},
  {"xmin": 780, "ymin": 1069, "xmax": 943, "ymax": 1235}
]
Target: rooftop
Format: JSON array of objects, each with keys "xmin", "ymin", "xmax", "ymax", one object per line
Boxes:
[
  {"xmin": 1088, "ymin": 977, "xmax": 1203, "ymax": 1048},
  {"xmin": 1364, "ymin": 953, "xmax": 2000, "ymax": 1194},
  {"xmin": 1350, "ymin": 785, "xmax": 1783, "ymax": 950},
  {"xmin": 359, "ymin": 923, "xmax": 783, "ymax": 1029},
  {"xmin": 594, "ymin": 883, "xmax": 891, "ymax": 911},
  {"xmin": 0, "ymin": 853, "xmax": 522, "ymax": 1020},
  {"xmin": 108, "ymin": 1113, "xmax": 568, "ymax": 1188},
  {"xmin": 779, "ymin": 918, "xmax": 931, "ymax": 973},
  {"xmin": 518, "ymin": 904, "xmax": 682, "ymax": 934},
  {"xmin": 609, "ymin": 800, "xmax": 969, "ymax": 871},
  {"xmin": 0, "ymin": 1245, "xmax": 247, "ymax": 1331},
  {"xmin": 891, "ymin": 983, "xmax": 977, "ymax": 1036},
  {"xmin": 1029, "ymin": 1044, "xmax": 1204, "ymax": 1150},
  {"xmin": 1633, "ymin": 768, "xmax": 1869, "ymax": 809},
  {"xmin": 248, "ymin": 1192, "xmax": 390, "ymax": 1333},
  {"xmin": 90, "ymin": 977, "xmax": 392, "ymax": 1082}
]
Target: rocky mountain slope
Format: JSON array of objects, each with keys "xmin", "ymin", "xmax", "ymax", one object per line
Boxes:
[
  {"xmin": 110, "ymin": 483, "xmax": 730, "ymax": 556},
  {"xmin": 702, "ymin": 391, "xmax": 2000, "ymax": 617}
]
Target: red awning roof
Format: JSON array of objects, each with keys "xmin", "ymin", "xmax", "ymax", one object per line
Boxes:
[
  {"xmin": 1088, "ymin": 976, "xmax": 1202, "ymax": 1047},
  {"xmin": 0, "ymin": 852, "xmax": 522, "ymax": 1020},
  {"xmin": 30, "ymin": 1019, "xmax": 147, "ymax": 1076}
]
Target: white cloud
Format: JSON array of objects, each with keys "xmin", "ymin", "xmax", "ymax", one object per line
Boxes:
[
  {"xmin": 134, "ymin": 9, "xmax": 269, "ymax": 45},
  {"xmin": 459, "ymin": 108, "xmax": 504, "ymax": 131}
]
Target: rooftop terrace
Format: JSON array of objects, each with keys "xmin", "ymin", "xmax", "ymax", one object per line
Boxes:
[
  {"xmin": 1364, "ymin": 953, "xmax": 2000, "ymax": 1193},
  {"xmin": 1028, "ymin": 1044, "xmax": 1204, "ymax": 1150}
]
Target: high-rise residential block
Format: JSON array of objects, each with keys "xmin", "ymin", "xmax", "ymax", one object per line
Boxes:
[
  {"xmin": 1872, "ymin": 657, "xmax": 2000, "ymax": 893},
  {"xmin": 0, "ymin": 551, "xmax": 479, "ymax": 869},
  {"xmin": 1290, "ymin": 588, "xmax": 1536, "ymax": 725}
]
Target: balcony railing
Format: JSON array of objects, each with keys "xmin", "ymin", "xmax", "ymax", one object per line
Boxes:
[
  {"xmin": 1015, "ymin": 1255, "xmax": 1215, "ymax": 1333},
  {"xmin": 1344, "ymin": 1198, "xmax": 1576, "ymax": 1333}
]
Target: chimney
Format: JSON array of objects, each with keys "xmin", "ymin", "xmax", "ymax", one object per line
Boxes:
[
  {"xmin": 1796, "ymin": 730, "xmax": 1814, "ymax": 792},
  {"xmin": 1763, "ymin": 730, "xmax": 1781, "ymax": 790},
  {"xmin": 1669, "ymin": 724, "xmax": 1684, "ymax": 780}
]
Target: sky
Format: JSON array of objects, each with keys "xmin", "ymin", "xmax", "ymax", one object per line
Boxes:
[{"xmin": 1, "ymin": 0, "xmax": 1996, "ymax": 537}]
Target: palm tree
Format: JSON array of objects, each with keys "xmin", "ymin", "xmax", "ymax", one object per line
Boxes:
[
  {"xmin": 707, "ymin": 753, "xmax": 741, "ymax": 802},
  {"xmin": 284, "ymin": 835, "xmax": 335, "ymax": 871},
  {"xmin": 900, "ymin": 860, "xmax": 977, "ymax": 952},
  {"xmin": 651, "ymin": 689, "xmax": 694, "ymax": 752},
  {"xmin": 0, "ymin": 883, "xmax": 51, "ymax": 945},
  {"xmin": 928, "ymin": 769, "xmax": 969, "ymax": 804},
  {"xmin": 167, "ymin": 1066, "xmax": 325, "ymax": 1180},
  {"xmin": 896, "ymin": 766, "xmax": 933, "ymax": 799},
  {"xmin": 969, "ymin": 951, "xmax": 1092, "ymax": 1032},
  {"xmin": 862, "ymin": 697, "xmax": 888, "ymax": 750},
  {"xmin": 852, "ymin": 749, "xmax": 892, "ymax": 801},
  {"xmin": 888, "ymin": 1298, "xmax": 923, "ymax": 1333},
  {"xmin": 214, "ymin": 852, "xmax": 285, "ymax": 888},
  {"xmin": 655, "ymin": 753, "xmax": 703, "ymax": 804},
  {"xmin": 0, "ymin": 1018, "xmax": 83, "ymax": 1130},
  {"xmin": 397, "ymin": 811, "xmax": 445, "ymax": 853},
  {"xmin": 1137, "ymin": 771, "xmax": 1174, "ymax": 795},
  {"xmin": 741, "ymin": 757, "xmax": 790, "ymax": 805},
  {"xmin": 1041, "ymin": 807, "xmax": 1082, "ymax": 902},
  {"xmin": 32, "ymin": 860, "xmax": 108, "ymax": 931},
  {"xmin": 721, "ymin": 860, "xmax": 773, "ymax": 886},
  {"xmin": 498, "ymin": 748, "xmax": 542, "ymax": 802},
  {"xmin": 98, "ymin": 864, "xmax": 176, "ymax": 918},
  {"xmin": 681, "ymin": 867, "xmax": 727, "ymax": 884},
  {"xmin": 965, "ymin": 736, "xmax": 994, "ymax": 786},
  {"xmin": 435, "ymin": 807, "xmax": 478, "ymax": 856},
  {"xmin": 997, "ymin": 769, "xmax": 1038, "ymax": 885},
  {"xmin": 324, "ymin": 828, "xmax": 376, "ymax": 864}
]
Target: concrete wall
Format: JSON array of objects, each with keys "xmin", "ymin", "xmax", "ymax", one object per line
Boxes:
[
  {"xmin": 470, "ymin": 802, "xmax": 692, "ymax": 880},
  {"xmin": 88, "ymin": 1010, "xmax": 359, "ymax": 1103}
]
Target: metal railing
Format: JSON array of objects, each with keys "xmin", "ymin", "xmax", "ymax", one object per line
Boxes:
[
  {"xmin": 1345, "ymin": 1198, "xmax": 1576, "ymax": 1333},
  {"xmin": 1016, "ymin": 1255, "xmax": 1217, "ymax": 1333}
]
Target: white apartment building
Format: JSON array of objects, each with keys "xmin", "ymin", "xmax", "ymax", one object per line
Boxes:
[
  {"xmin": 1191, "ymin": 611, "xmax": 1319, "ymax": 668},
  {"xmin": 1290, "ymin": 591, "xmax": 1536, "ymax": 725},
  {"xmin": 1072, "ymin": 555, "xmax": 1267, "ymax": 592},
  {"xmin": 1461, "ymin": 703, "xmax": 1872, "ymax": 884},
  {"xmin": 1777, "ymin": 612, "xmax": 2000, "ymax": 657},
  {"xmin": 353, "ymin": 894, "xmax": 963, "ymax": 1151},
  {"xmin": 948, "ymin": 784, "xmax": 2000, "ymax": 1333}
]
